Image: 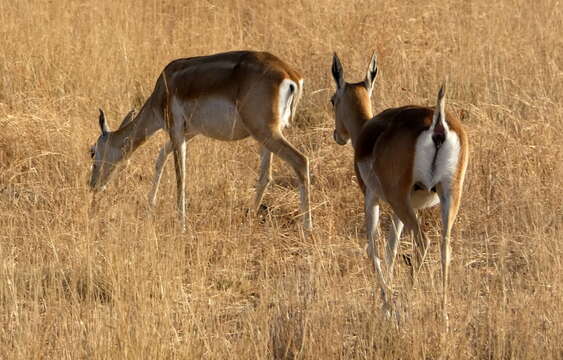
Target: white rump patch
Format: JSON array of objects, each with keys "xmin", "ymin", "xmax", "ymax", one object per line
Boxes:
[
  {"xmin": 413, "ymin": 129, "xmax": 461, "ymax": 190},
  {"xmin": 278, "ymin": 78, "xmax": 297, "ymax": 129}
]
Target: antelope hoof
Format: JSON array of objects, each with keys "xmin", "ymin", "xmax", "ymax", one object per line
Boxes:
[
  {"xmin": 247, "ymin": 204, "xmax": 269, "ymax": 225},
  {"xmin": 303, "ymin": 217, "xmax": 313, "ymax": 232},
  {"xmin": 442, "ymin": 310, "xmax": 450, "ymax": 330},
  {"xmin": 179, "ymin": 218, "xmax": 187, "ymax": 233},
  {"xmin": 382, "ymin": 298, "xmax": 404, "ymax": 329},
  {"xmin": 148, "ymin": 195, "xmax": 157, "ymax": 209},
  {"xmin": 382, "ymin": 302, "xmax": 393, "ymax": 320},
  {"xmin": 257, "ymin": 203, "xmax": 269, "ymax": 214},
  {"xmin": 402, "ymin": 253, "xmax": 412, "ymax": 267}
]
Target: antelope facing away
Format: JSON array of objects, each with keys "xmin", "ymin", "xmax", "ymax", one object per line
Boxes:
[
  {"xmin": 88, "ymin": 51, "xmax": 311, "ymax": 231},
  {"xmin": 329, "ymin": 53, "xmax": 469, "ymax": 321}
]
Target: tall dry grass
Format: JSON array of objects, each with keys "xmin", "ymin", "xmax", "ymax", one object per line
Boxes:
[{"xmin": 1, "ymin": 0, "xmax": 562, "ymax": 358}]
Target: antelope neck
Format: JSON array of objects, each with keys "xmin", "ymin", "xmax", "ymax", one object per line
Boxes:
[
  {"xmin": 114, "ymin": 104, "xmax": 164, "ymax": 157},
  {"xmin": 348, "ymin": 109, "xmax": 373, "ymax": 148}
]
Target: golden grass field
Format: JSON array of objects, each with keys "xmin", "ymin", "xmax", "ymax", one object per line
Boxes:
[{"xmin": 1, "ymin": 0, "xmax": 562, "ymax": 358}]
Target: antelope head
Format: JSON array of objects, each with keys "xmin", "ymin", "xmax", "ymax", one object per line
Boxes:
[
  {"xmin": 330, "ymin": 52, "xmax": 378, "ymax": 145},
  {"xmin": 88, "ymin": 109, "xmax": 131, "ymax": 191}
]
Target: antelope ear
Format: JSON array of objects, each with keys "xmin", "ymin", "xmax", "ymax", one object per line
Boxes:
[
  {"xmin": 331, "ymin": 53, "xmax": 345, "ymax": 89},
  {"xmin": 364, "ymin": 51, "xmax": 378, "ymax": 96},
  {"xmin": 99, "ymin": 108, "xmax": 109, "ymax": 135}
]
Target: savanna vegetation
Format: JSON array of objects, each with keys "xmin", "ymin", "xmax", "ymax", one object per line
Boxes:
[{"xmin": 0, "ymin": 0, "xmax": 561, "ymax": 358}]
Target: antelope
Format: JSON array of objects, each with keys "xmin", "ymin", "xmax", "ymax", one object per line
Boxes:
[
  {"xmin": 88, "ymin": 51, "xmax": 311, "ymax": 232},
  {"xmin": 329, "ymin": 52, "xmax": 469, "ymax": 321}
]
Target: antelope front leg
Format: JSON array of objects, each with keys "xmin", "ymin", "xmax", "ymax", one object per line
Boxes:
[
  {"xmin": 171, "ymin": 138, "xmax": 187, "ymax": 232},
  {"xmin": 365, "ymin": 190, "xmax": 391, "ymax": 311},
  {"xmin": 148, "ymin": 141, "xmax": 173, "ymax": 207},
  {"xmin": 254, "ymin": 147, "xmax": 272, "ymax": 212}
]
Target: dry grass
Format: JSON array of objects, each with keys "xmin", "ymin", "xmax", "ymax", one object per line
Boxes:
[{"xmin": 1, "ymin": 0, "xmax": 562, "ymax": 358}]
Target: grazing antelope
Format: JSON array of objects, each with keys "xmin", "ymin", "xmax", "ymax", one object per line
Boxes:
[
  {"xmin": 88, "ymin": 51, "xmax": 311, "ymax": 231},
  {"xmin": 329, "ymin": 53, "xmax": 469, "ymax": 321}
]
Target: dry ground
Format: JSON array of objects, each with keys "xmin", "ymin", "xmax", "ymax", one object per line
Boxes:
[{"xmin": 1, "ymin": 0, "xmax": 562, "ymax": 358}]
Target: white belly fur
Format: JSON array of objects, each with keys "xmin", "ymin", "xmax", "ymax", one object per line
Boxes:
[
  {"xmin": 171, "ymin": 96, "xmax": 250, "ymax": 141},
  {"xmin": 413, "ymin": 129, "xmax": 461, "ymax": 191},
  {"xmin": 411, "ymin": 189, "xmax": 440, "ymax": 209}
]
